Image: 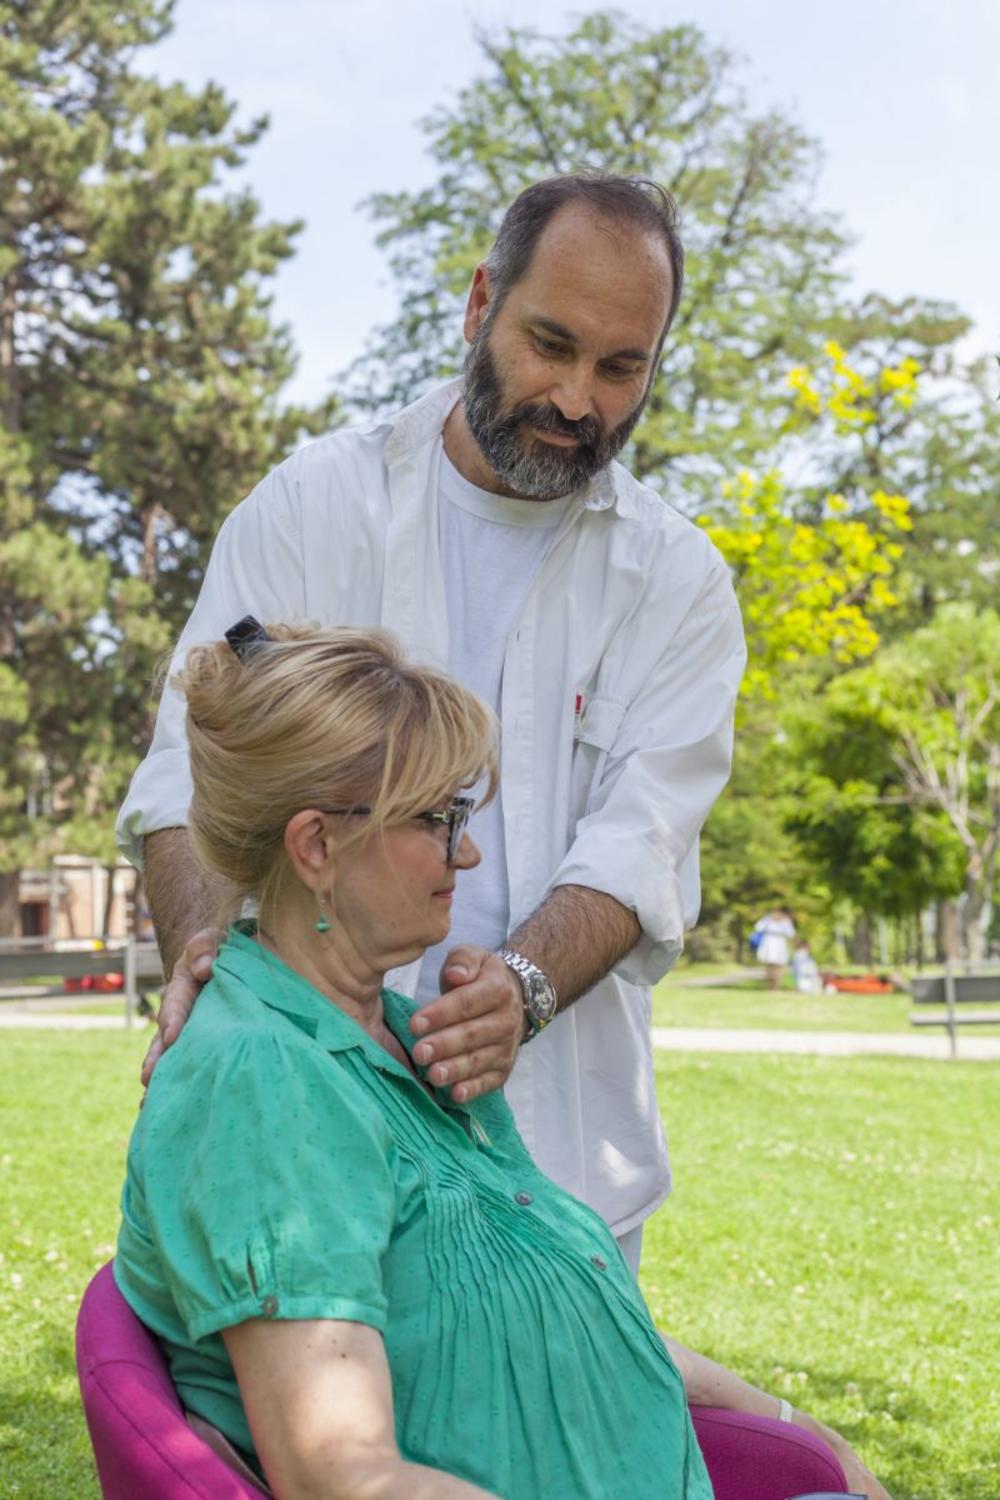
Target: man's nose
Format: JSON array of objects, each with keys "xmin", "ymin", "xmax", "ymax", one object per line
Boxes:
[{"xmin": 548, "ymin": 365, "xmax": 596, "ymax": 424}]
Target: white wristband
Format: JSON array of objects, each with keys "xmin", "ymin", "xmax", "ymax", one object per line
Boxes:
[{"xmin": 777, "ymin": 1397, "xmax": 793, "ymax": 1423}]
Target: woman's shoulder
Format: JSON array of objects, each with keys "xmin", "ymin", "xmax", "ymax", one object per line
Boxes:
[{"xmin": 145, "ymin": 942, "xmax": 388, "ymax": 1145}]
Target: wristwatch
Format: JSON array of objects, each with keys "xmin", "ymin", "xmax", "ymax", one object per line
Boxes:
[{"xmin": 496, "ymin": 949, "xmax": 558, "ymax": 1042}]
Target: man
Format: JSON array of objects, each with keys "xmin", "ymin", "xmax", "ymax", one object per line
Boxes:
[{"xmin": 117, "ymin": 174, "xmax": 746, "ymax": 1271}]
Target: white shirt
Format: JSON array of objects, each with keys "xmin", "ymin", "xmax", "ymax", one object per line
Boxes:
[
  {"xmin": 416, "ymin": 453, "xmax": 572, "ymax": 1003},
  {"xmin": 117, "ymin": 380, "xmax": 746, "ymax": 1234}
]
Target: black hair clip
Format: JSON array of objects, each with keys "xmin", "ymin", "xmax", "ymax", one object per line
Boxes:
[{"xmin": 225, "ymin": 615, "xmax": 272, "ymax": 662}]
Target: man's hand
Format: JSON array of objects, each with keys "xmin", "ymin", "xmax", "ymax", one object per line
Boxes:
[
  {"xmin": 141, "ymin": 928, "xmax": 224, "ymax": 1086},
  {"xmin": 410, "ymin": 947, "xmax": 523, "ymax": 1104}
]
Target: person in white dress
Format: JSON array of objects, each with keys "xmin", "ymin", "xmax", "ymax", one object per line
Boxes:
[{"xmin": 751, "ymin": 908, "xmax": 796, "ymax": 988}]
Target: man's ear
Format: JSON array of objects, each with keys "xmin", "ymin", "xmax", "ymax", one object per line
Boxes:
[
  {"xmin": 283, "ymin": 810, "xmax": 335, "ymax": 892},
  {"xmin": 463, "ymin": 264, "xmax": 491, "ymax": 345}
]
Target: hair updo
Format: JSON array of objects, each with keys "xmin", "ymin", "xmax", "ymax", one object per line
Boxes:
[{"xmin": 173, "ymin": 623, "xmax": 497, "ymax": 911}]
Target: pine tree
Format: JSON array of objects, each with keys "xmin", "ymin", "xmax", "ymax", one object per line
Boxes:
[{"xmin": 0, "ymin": 0, "xmax": 334, "ymax": 932}]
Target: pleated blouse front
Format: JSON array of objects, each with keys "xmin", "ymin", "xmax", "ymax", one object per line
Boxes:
[{"xmin": 115, "ymin": 926, "xmax": 712, "ymax": 1500}]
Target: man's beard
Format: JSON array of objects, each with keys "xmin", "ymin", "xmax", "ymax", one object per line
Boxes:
[{"xmin": 461, "ymin": 326, "xmax": 648, "ymax": 500}]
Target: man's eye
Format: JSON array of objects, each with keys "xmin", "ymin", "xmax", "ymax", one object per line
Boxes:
[
  {"xmin": 603, "ymin": 363, "xmax": 642, "ymax": 381},
  {"xmin": 533, "ymin": 336, "xmax": 566, "ymax": 357}
]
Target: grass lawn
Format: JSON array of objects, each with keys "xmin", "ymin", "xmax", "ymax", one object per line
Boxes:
[
  {"xmin": 1, "ymin": 1030, "xmax": 997, "ymax": 1498},
  {"xmin": 653, "ymin": 968, "xmax": 1000, "ymax": 1036},
  {"xmin": 643, "ymin": 1051, "xmax": 999, "ymax": 1499}
]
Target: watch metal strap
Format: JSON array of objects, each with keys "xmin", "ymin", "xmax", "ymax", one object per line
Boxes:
[{"xmin": 496, "ymin": 948, "xmax": 555, "ymax": 1040}]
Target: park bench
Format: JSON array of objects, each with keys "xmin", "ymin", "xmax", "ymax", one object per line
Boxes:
[
  {"xmin": 909, "ymin": 961, "xmax": 1000, "ymax": 1056},
  {"xmin": 0, "ymin": 937, "xmax": 163, "ymax": 1025}
]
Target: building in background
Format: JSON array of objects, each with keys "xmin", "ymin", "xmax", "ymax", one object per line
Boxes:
[{"xmin": 16, "ymin": 858, "xmax": 146, "ymax": 942}]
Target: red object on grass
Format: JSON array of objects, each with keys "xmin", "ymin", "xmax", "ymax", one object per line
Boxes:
[
  {"xmin": 64, "ymin": 973, "xmax": 124, "ymax": 994},
  {"xmin": 823, "ymin": 973, "xmax": 895, "ymax": 994}
]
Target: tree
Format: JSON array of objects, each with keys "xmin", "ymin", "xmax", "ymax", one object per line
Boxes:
[
  {"xmin": 0, "ymin": 0, "xmax": 334, "ymax": 932},
  {"xmin": 785, "ymin": 606, "xmax": 1000, "ymax": 961},
  {"xmin": 776, "ymin": 304, "xmax": 1000, "ymax": 624},
  {"xmin": 694, "ymin": 344, "xmax": 915, "ymax": 701},
  {"xmin": 347, "ymin": 11, "xmax": 855, "ymax": 512}
]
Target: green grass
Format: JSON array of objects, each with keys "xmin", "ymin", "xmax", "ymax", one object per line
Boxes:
[
  {"xmin": 0, "ymin": 1031, "xmax": 148, "ymax": 1498},
  {"xmin": 653, "ymin": 974, "xmax": 911, "ymax": 1031},
  {"xmin": 1, "ymin": 1031, "xmax": 998, "ymax": 1497},
  {"xmin": 642, "ymin": 1051, "xmax": 1000, "ymax": 1499},
  {"xmin": 653, "ymin": 970, "xmax": 1000, "ymax": 1036}
]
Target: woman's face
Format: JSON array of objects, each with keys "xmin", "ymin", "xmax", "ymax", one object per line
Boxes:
[{"xmin": 331, "ymin": 804, "xmax": 481, "ymax": 973}]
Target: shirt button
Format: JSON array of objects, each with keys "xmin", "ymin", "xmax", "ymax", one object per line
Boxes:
[
  {"xmin": 514, "ymin": 1191, "xmax": 533, "ymax": 1206},
  {"xmin": 590, "ymin": 1254, "xmax": 607, "ymax": 1271},
  {"xmin": 261, "ymin": 1294, "xmax": 279, "ymax": 1317}
]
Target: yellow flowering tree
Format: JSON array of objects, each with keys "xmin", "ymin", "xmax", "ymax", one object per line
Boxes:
[
  {"xmin": 786, "ymin": 340, "xmax": 920, "ymax": 430},
  {"xmin": 700, "ymin": 476, "xmax": 910, "ymax": 698},
  {"xmin": 700, "ymin": 346, "xmax": 916, "ymax": 699}
]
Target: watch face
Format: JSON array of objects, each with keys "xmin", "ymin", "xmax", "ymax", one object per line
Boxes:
[{"xmin": 527, "ymin": 972, "xmax": 557, "ymax": 1022}]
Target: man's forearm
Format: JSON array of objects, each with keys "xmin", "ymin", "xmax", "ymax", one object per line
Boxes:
[
  {"xmin": 144, "ymin": 827, "xmax": 239, "ymax": 978},
  {"xmin": 507, "ymin": 884, "xmax": 641, "ymax": 1013}
]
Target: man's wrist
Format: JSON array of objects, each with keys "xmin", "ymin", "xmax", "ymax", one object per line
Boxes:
[{"xmin": 495, "ymin": 949, "xmax": 558, "ymax": 1042}]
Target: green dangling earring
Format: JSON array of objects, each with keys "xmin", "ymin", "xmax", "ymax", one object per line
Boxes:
[{"xmin": 314, "ymin": 893, "xmax": 332, "ymax": 935}]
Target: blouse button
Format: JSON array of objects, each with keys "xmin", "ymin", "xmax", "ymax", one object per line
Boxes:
[
  {"xmin": 590, "ymin": 1254, "xmax": 607, "ymax": 1271},
  {"xmin": 261, "ymin": 1294, "xmax": 279, "ymax": 1317},
  {"xmin": 514, "ymin": 1191, "xmax": 533, "ymax": 1206}
]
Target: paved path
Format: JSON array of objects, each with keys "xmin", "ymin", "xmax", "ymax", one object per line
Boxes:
[
  {"xmin": 672, "ymin": 969, "xmax": 759, "ymax": 988},
  {"xmin": 651, "ymin": 1026, "xmax": 1000, "ymax": 1061},
  {"xmin": 2, "ymin": 1008, "xmax": 997, "ymax": 1058},
  {"xmin": 0, "ymin": 1011, "xmax": 134, "ymax": 1030}
]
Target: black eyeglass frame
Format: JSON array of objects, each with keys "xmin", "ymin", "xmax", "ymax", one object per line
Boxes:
[{"xmin": 320, "ymin": 795, "xmax": 475, "ymax": 866}]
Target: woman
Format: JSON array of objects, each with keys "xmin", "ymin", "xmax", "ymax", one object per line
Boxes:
[
  {"xmin": 752, "ymin": 907, "xmax": 797, "ymax": 989},
  {"xmin": 116, "ymin": 622, "xmax": 889, "ymax": 1499}
]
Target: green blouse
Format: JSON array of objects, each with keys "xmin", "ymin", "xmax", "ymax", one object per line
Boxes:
[{"xmin": 115, "ymin": 926, "xmax": 712, "ymax": 1499}]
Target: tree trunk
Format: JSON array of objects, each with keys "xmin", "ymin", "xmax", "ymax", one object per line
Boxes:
[
  {"xmin": 0, "ymin": 268, "xmax": 21, "ymax": 433},
  {"xmin": 936, "ymin": 899, "xmax": 960, "ymax": 962},
  {"xmin": 0, "ymin": 870, "xmax": 20, "ymax": 936},
  {"xmin": 850, "ymin": 913, "xmax": 872, "ymax": 965},
  {"xmin": 101, "ymin": 862, "xmax": 117, "ymax": 940},
  {"xmin": 140, "ymin": 501, "xmax": 163, "ymax": 587},
  {"xmin": 963, "ymin": 886, "xmax": 986, "ymax": 965}
]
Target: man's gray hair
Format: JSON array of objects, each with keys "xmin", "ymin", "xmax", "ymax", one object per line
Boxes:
[{"xmin": 484, "ymin": 173, "xmax": 685, "ymax": 333}]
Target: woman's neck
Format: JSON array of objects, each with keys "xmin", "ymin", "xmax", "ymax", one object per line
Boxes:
[{"xmin": 255, "ymin": 921, "xmax": 387, "ymax": 1043}]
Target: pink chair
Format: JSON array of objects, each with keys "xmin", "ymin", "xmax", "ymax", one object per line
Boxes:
[{"xmin": 77, "ymin": 1262, "xmax": 852, "ymax": 1499}]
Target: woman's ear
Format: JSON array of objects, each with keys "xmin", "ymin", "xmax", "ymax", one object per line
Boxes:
[{"xmin": 283, "ymin": 810, "xmax": 336, "ymax": 892}]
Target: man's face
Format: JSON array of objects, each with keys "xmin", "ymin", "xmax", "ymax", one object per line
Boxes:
[{"xmin": 462, "ymin": 203, "xmax": 673, "ymax": 499}]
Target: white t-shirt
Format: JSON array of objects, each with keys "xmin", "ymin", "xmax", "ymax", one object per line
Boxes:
[{"xmin": 416, "ymin": 450, "xmax": 572, "ymax": 1002}]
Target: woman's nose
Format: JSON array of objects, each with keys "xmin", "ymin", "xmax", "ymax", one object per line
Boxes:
[{"xmin": 453, "ymin": 832, "xmax": 481, "ymax": 869}]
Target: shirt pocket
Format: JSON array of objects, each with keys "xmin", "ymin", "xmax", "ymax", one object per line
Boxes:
[{"xmin": 569, "ymin": 694, "xmax": 627, "ymax": 830}]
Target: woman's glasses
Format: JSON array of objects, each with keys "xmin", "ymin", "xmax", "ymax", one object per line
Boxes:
[{"xmin": 320, "ymin": 795, "xmax": 475, "ymax": 866}]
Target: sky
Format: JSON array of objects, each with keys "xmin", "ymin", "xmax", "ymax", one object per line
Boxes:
[{"xmin": 145, "ymin": 0, "xmax": 1000, "ymax": 409}]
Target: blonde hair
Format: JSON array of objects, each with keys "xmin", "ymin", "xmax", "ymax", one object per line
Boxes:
[{"xmin": 173, "ymin": 623, "xmax": 498, "ymax": 913}]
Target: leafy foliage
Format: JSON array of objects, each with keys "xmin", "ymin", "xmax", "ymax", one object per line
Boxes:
[
  {"xmin": 0, "ymin": 0, "xmax": 333, "ymax": 916},
  {"xmin": 348, "ymin": 11, "xmax": 853, "ymax": 513},
  {"xmin": 784, "ymin": 605, "xmax": 1000, "ymax": 953}
]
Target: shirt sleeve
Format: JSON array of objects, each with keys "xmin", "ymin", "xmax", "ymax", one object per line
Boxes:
[
  {"xmin": 115, "ymin": 463, "xmax": 306, "ymax": 868},
  {"xmin": 143, "ymin": 1031, "xmax": 396, "ymax": 1343},
  {"xmin": 550, "ymin": 564, "xmax": 746, "ymax": 987}
]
